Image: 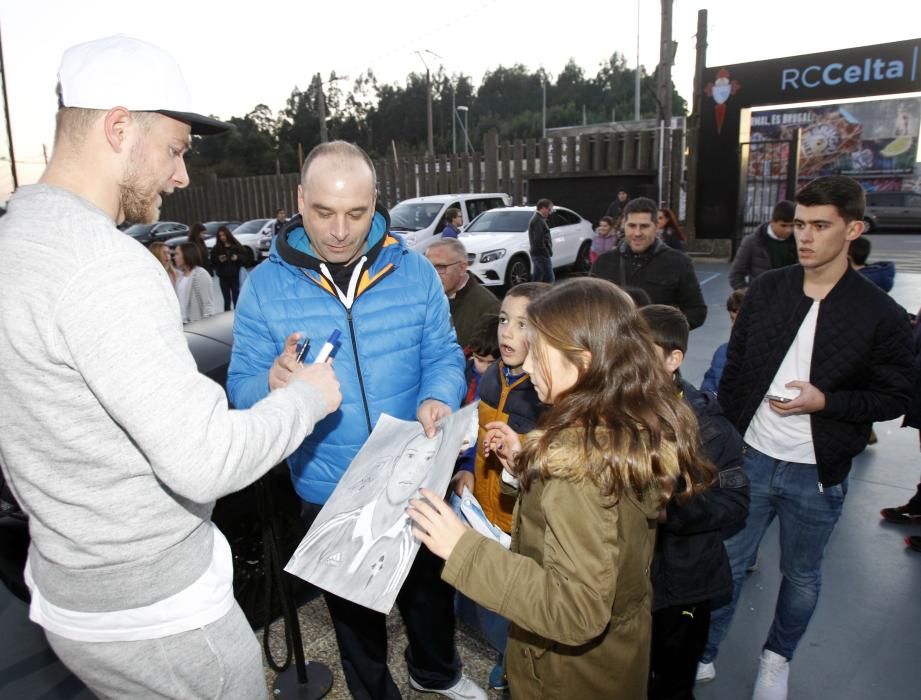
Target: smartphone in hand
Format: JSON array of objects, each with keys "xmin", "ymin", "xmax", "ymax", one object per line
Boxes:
[{"xmin": 765, "ymin": 394, "xmax": 793, "ymax": 404}]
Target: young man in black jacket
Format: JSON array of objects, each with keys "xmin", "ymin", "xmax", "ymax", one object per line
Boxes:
[
  {"xmin": 728, "ymin": 200, "xmax": 797, "ymax": 290},
  {"xmin": 700, "ymin": 176, "xmax": 914, "ymax": 700},
  {"xmin": 527, "ymin": 199, "xmax": 554, "ymax": 283},
  {"xmin": 640, "ymin": 304, "xmax": 750, "ymax": 700}
]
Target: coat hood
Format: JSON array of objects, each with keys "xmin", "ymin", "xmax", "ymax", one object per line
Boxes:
[
  {"xmin": 531, "ymin": 426, "xmax": 668, "ymax": 520},
  {"xmin": 272, "ymin": 201, "xmax": 394, "ymax": 272}
]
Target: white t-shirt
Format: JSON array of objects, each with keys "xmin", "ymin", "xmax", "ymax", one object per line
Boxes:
[
  {"xmin": 745, "ymin": 300, "xmax": 819, "ymax": 464},
  {"xmin": 26, "ymin": 525, "xmax": 236, "ymax": 642},
  {"xmin": 175, "ymin": 273, "xmax": 192, "ymax": 323}
]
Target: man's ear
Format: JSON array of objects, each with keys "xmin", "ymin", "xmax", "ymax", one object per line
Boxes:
[
  {"xmin": 665, "ymin": 348, "xmax": 684, "ymax": 374},
  {"xmin": 846, "ymin": 219, "xmax": 865, "ymax": 241},
  {"xmin": 297, "ymin": 184, "xmax": 305, "ymax": 217},
  {"xmin": 103, "ymin": 107, "xmax": 132, "ymax": 153}
]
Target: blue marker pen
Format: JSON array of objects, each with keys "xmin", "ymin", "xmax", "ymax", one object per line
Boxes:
[
  {"xmin": 295, "ymin": 336, "xmax": 311, "ymax": 364},
  {"xmin": 314, "ymin": 329, "xmax": 341, "ymax": 363}
]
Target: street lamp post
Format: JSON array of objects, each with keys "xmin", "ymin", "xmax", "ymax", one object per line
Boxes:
[{"xmin": 456, "ymin": 105, "xmax": 471, "ymax": 154}]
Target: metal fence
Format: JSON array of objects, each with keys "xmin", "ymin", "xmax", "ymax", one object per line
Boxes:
[{"xmin": 161, "ymin": 129, "xmax": 669, "ymax": 224}]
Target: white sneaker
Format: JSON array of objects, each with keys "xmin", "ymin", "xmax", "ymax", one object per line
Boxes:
[
  {"xmin": 752, "ymin": 649, "xmax": 789, "ymax": 700},
  {"xmin": 409, "ymin": 673, "xmax": 487, "ymax": 700},
  {"xmin": 696, "ymin": 661, "xmax": 716, "ymax": 683}
]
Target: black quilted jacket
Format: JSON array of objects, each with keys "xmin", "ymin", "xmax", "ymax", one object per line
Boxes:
[{"xmin": 719, "ymin": 265, "xmax": 914, "ymax": 486}]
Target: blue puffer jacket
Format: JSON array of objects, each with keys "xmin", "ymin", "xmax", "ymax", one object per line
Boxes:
[{"xmin": 227, "ymin": 207, "xmax": 465, "ymax": 504}]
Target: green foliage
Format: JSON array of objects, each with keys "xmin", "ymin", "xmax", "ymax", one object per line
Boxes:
[{"xmin": 189, "ymin": 53, "xmax": 688, "ymax": 177}]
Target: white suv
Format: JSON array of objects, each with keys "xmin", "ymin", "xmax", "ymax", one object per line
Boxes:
[{"xmin": 389, "ymin": 193, "xmax": 511, "ymax": 252}]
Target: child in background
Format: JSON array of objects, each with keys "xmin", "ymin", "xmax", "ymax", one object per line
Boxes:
[
  {"xmin": 451, "ymin": 282, "xmax": 549, "ymax": 691},
  {"xmin": 463, "ymin": 315, "xmax": 500, "ymax": 406},
  {"xmin": 590, "ymin": 215, "xmax": 618, "ymax": 265},
  {"xmin": 639, "ymin": 304, "xmax": 750, "ymax": 699},
  {"xmin": 848, "ymin": 236, "xmax": 895, "ymax": 292},
  {"xmin": 411, "ymin": 278, "xmax": 710, "ymax": 700},
  {"xmin": 700, "ymin": 288, "xmax": 747, "ymax": 396}
]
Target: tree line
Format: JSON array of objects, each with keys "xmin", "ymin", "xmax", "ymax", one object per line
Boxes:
[{"xmin": 188, "ymin": 53, "xmax": 686, "ymax": 180}]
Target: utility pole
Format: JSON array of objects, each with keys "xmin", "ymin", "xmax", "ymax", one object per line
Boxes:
[
  {"xmin": 684, "ymin": 9, "xmax": 708, "ymax": 242},
  {"xmin": 634, "ymin": 0, "xmax": 641, "ymax": 121},
  {"xmin": 316, "ymin": 73, "xmax": 328, "ymax": 143},
  {"xmin": 414, "ymin": 51, "xmax": 436, "ymax": 157},
  {"xmin": 425, "ymin": 67, "xmax": 433, "ymax": 156},
  {"xmin": 0, "ymin": 23, "xmax": 18, "ymax": 190},
  {"xmin": 656, "ymin": 0, "xmax": 675, "ymax": 206}
]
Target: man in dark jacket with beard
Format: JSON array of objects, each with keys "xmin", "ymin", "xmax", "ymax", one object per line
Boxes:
[
  {"xmin": 729, "ymin": 200, "xmax": 797, "ymax": 289},
  {"xmin": 640, "ymin": 304, "xmax": 750, "ymax": 700},
  {"xmin": 592, "ymin": 197, "xmax": 707, "ymax": 329}
]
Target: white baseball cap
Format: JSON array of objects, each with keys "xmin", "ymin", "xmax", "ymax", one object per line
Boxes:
[{"xmin": 58, "ymin": 35, "xmax": 230, "ymax": 135}]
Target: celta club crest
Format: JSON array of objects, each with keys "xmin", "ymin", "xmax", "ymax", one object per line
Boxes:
[{"xmin": 704, "ymin": 68, "xmax": 741, "ymax": 134}]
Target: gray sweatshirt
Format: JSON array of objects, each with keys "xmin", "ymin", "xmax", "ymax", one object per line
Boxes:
[{"xmin": 0, "ymin": 185, "xmax": 326, "ymax": 612}]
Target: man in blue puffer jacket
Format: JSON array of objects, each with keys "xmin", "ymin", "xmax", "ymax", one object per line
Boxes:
[{"xmin": 228, "ymin": 142, "xmax": 484, "ymax": 700}]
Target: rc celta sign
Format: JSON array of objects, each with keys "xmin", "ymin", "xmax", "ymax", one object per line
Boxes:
[
  {"xmin": 781, "ymin": 48, "xmax": 918, "ymax": 93},
  {"xmin": 694, "ymin": 39, "xmax": 921, "ymax": 242}
]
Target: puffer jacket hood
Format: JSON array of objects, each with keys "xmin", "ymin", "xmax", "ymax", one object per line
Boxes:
[
  {"xmin": 272, "ymin": 202, "xmax": 393, "ymax": 273},
  {"xmin": 859, "ymin": 260, "xmax": 896, "ymax": 292}
]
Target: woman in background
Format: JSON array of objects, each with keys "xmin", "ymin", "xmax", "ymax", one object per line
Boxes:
[
  {"xmin": 211, "ymin": 226, "xmax": 246, "ymax": 311},
  {"xmin": 148, "ymin": 241, "xmax": 177, "ymax": 288},
  {"xmin": 188, "ymin": 222, "xmax": 211, "ymax": 273},
  {"xmin": 657, "ymin": 208, "xmax": 686, "ymax": 251},
  {"xmin": 174, "ymin": 242, "xmax": 214, "ymax": 323}
]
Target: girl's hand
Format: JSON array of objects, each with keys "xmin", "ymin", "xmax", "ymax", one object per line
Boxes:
[
  {"xmin": 407, "ymin": 488, "xmax": 468, "ymax": 560},
  {"xmin": 482, "ymin": 421, "xmax": 521, "ymax": 470}
]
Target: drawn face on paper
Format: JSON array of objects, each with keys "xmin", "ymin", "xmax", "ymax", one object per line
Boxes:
[{"xmin": 387, "ymin": 432, "xmax": 441, "ymax": 504}]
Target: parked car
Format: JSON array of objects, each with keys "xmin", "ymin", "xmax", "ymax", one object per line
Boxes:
[
  {"xmin": 258, "ymin": 218, "xmax": 288, "ymax": 260},
  {"xmin": 164, "ymin": 220, "xmax": 243, "ymax": 249},
  {"xmin": 459, "ymin": 205, "xmax": 594, "ymax": 288},
  {"xmin": 389, "ymin": 193, "xmax": 510, "ymax": 252},
  {"xmin": 864, "ymin": 191, "xmax": 921, "ymax": 232},
  {"xmin": 122, "ymin": 221, "xmax": 189, "ymax": 245}
]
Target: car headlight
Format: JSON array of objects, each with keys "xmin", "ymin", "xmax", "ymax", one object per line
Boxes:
[{"xmin": 479, "ymin": 249, "xmax": 506, "ymax": 263}]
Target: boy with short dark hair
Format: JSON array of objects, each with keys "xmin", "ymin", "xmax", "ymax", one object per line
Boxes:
[
  {"xmin": 638, "ymin": 304, "xmax": 750, "ymax": 700},
  {"xmin": 848, "ymin": 236, "xmax": 895, "ymax": 291}
]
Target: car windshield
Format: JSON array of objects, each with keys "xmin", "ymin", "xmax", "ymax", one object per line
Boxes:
[
  {"xmin": 465, "ymin": 210, "xmax": 532, "ymax": 233},
  {"xmin": 234, "ymin": 219, "xmax": 270, "ymax": 234},
  {"xmin": 389, "ymin": 202, "xmax": 443, "ymax": 231},
  {"xmin": 123, "ymin": 224, "xmax": 154, "ymax": 236}
]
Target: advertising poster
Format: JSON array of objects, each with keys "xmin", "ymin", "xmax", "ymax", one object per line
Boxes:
[{"xmin": 750, "ymin": 98, "xmax": 921, "ymax": 178}]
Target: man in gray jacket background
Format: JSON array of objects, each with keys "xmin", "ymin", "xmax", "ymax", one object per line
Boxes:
[
  {"xmin": 729, "ymin": 200, "xmax": 797, "ymax": 289},
  {"xmin": 0, "ymin": 36, "xmax": 340, "ymax": 699}
]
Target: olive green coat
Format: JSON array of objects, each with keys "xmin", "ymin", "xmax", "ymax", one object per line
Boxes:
[{"xmin": 442, "ymin": 438, "xmax": 661, "ymax": 700}]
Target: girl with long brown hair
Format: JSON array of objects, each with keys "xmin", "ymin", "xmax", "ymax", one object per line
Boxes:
[{"xmin": 408, "ymin": 277, "xmax": 712, "ymax": 699}]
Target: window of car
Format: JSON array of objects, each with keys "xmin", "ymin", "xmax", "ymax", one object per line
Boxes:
[
  {"xmin": 234, "ymin": 219, "xmax": 271, "ymax": 234},
  {"xmin": 390, "ymin": 202, "xmax": 444, "ymax": 231},
  {"xmin": 547, "ymin": 209, "xmax": 579, "ymax": 228},
  {"xmin": 465, "ymin": 210, "xmax": 533, "ymax": 233},
  {"xmin": 867, "ymin": 193, "xmax": 901, "ymax": 207},
  {"xmin": 906, "ymin": 193, "xmax": 921, "ymax": 208},
  {"xmin": 434, "ymin": 201, "xmax": 461, "ymax": 233},
  {"xmin": 465, "ymin": 197, "xmax": 505, "ymax": 221}
]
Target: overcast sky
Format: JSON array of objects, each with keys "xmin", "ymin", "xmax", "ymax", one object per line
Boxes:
[{"xmin": 1, "ymin": 0, "xmax": 919, "ymax": 199}]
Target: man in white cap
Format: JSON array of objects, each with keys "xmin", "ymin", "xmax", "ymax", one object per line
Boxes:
[{"xmin": 0, "ymin": 36, "xmax": 341, "ymax": 698}]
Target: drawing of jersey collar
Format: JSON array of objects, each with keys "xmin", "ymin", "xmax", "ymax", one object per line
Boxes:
[{"xmin": 345, "ymin": 502, "xmax": 409, "ymax": 577}]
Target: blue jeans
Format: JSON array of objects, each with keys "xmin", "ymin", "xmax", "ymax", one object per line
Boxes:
[
  {"xmin": 531, "ymin": 255, "xmax": 554, "ymax": 283},
  {"xmin": 702, "ymin": 444, "xmax": 846, "ymax": 662}
]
